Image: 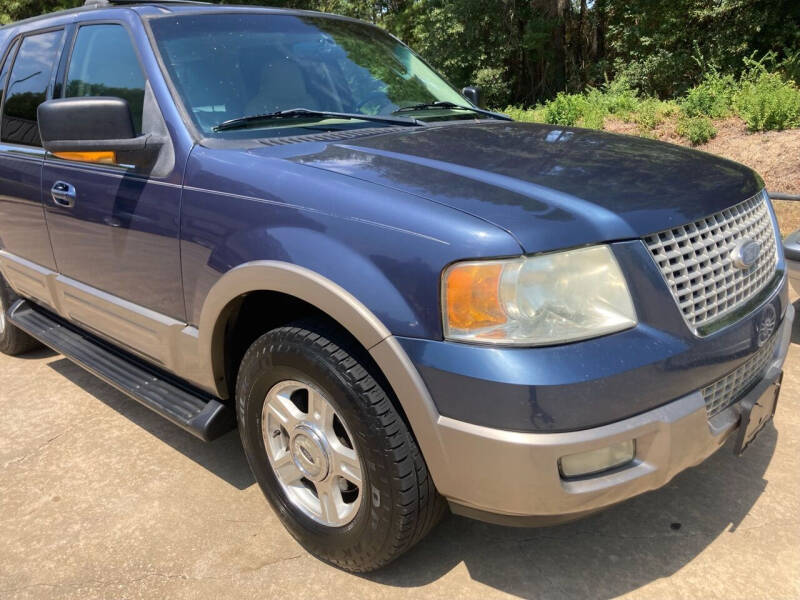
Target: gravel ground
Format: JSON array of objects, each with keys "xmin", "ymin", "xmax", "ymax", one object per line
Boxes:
[{"xmin": 0, "ymin": 290, "xmax": 798, "ymax": 600}]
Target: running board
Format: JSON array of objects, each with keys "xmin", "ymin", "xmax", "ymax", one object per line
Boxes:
[{"xmin": 8, "ymin": 300, "xmax": 234, "ymax": 442}]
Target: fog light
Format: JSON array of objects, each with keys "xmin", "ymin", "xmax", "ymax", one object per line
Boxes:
[{"xmin": 559, "ymin": 440, "xmax": 635, "ymax": 478}]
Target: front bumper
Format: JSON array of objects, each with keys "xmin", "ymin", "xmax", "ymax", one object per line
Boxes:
[{"xmin": 424, "ymin": 302, "xmax": 794, "ymax": 521}]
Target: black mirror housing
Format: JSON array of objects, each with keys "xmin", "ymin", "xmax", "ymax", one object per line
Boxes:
[
  {"xmin": 462, "ymin": 86, "xmax": 485, "ymax": 109},
  {"xmin": 37, "ymin": 97, "xmax": 160, "ymax": 166}
]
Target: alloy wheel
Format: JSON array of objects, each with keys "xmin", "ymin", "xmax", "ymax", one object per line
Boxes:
[{"xmin": 261, "ymin": 380, "xmax": 363, "ymax": 527}]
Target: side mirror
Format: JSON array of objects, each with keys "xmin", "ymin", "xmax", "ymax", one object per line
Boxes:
[
  {"xmin": 37, "ymin": 97, "xmax": 161, "ymax": 167},
  {"xmin": 462, "ymin": 85, "xmax": 485, "ymax": 109}
]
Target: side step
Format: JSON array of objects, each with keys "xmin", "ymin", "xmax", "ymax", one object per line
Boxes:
[{"xmin": 9, "ymin": 300, "xmax": 234, "ymax": 442}]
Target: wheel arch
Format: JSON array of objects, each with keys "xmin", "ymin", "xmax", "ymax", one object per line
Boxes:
[
  {"xmin": 195, "ymin": 260, "xmax": 451, "ymax": 493},
  {"xmin": 198, "ymin": 261, "xmax": 393, "ymax": 399}
]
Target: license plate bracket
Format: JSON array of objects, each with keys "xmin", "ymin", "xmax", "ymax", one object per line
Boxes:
[{"xmin": 734, "ymin": 373, "xmax": 782, "ymax": 456}]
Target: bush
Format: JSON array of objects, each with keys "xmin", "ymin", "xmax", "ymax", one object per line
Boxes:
[
  {"xmin": 543, "ymin": 93, "xmax": 587, "ymax": 126},
  {"xmin": 635, "ymin": 98, "xmax": 677, "ymax": 130},
  {"xmin": 502, "ymin": 106, "xmax": 547, "ymax": 123},
  {"xmin": 676, "ymin": 115, "xmax": 717, "ymax": 145},
  {"xmin": 537, "ymin": 78, "xmax": 639, "ymax": 128},
  {"xmin": 579, "ymin": 103, "xmax": 606, "ymax": 129},
  {"xmin": 735, "ymin": 71, "xmax": 800, "ymax": 131},
  {"xmin": 500, "ymin": 63, "xmax": 800, "ymax": 143},
  {"xmin": 599, "ymin": 77, "xmax": 640, "ymax": 116},
  {"xmin": 682, "ymin": 72, "xmax": 738, "ymax": 118}
]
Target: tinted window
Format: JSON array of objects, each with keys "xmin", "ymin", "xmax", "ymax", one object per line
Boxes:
[
  {"xmin": 66, "ymin": 24, "xmax": 146, "ymax": 134},
  {"xmin": 0, "ymin": 40, "xmax": 20, "ymax": 111},
  {"xmin": 1, "ymin": 30, "xmax": 64, "ymax": 146}
]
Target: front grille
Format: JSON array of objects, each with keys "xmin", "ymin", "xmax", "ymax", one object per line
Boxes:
[
  {"xmin": 644, "ymin": 190, "xmax": 778, "ymax": 331},
  {"xmin": 702, "ymin": 335, "xmax": 778, "ymax": 418}
]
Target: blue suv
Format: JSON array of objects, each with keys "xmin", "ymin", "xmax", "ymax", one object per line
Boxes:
[{"xmin": 0, "ymin": 0, "xmax": 793, "ymax": 572}]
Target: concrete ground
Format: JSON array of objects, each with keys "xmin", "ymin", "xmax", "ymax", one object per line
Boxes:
[{"xmin": 1, "ymin": 298, "xmax": 799, "ymax": 600}]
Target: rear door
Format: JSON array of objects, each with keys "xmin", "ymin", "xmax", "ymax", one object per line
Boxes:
[
  {"xmin": 0, "ymin": 28, "xmax": 65, "ymax": 294},
  {"xmin": 41, "ymin": 21, "xmax": 186, "ymax": 365}
]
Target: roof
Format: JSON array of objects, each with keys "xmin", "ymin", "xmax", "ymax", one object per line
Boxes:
[{"xmin": 1, "ymin": 2, "xmax": 343, "ymax": 32}]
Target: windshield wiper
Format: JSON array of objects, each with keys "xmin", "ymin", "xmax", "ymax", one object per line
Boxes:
[
  {"xmin": 213, "ymin": 108, "xmax": 423, "ymax": 132},
  {"xmin": 392, "ymin": 101, "xmax": 512, "ymax": 121}
]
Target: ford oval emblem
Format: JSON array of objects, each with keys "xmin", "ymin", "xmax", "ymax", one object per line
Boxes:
[
  {"xmin": 755, "ymin": 304, "xmax": 777, "ymax": 346},
  {"xmin": 731, "ymin": 239, "xmax": 761, "ymax": 270}
]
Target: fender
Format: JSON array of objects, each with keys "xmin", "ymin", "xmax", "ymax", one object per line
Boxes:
[
  {"xmin": 190, "ymin": 259, "xmax": 454, "ymax": 493},
  {"xmin": 196, "ymin": 259, "xmax": 392, "ymax": 394}
]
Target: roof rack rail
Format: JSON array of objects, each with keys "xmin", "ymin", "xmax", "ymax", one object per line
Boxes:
[{"xmin": 83, "ymin": 0, "xmax": 212, "ymax": 6}]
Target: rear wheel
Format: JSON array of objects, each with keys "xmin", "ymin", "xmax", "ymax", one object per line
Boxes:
[
  {"xmin": 0, "ymin": 276, "xmax": 41, "ymax": 356},
  {"xmin": 236, "ymin": 321, "xmax": 446, "ymax": 572}
]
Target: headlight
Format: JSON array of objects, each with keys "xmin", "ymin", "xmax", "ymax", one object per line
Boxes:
[{"xmin": 442, "ymin": 245, "xmax": 637, "ymax": 345}]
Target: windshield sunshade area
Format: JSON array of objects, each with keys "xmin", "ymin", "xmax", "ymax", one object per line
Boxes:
[{"xmin": 149, "ymin": 13, "xmax": 477, "ymax": 137}]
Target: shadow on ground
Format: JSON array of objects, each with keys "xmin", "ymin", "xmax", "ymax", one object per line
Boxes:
[
  {"xmin": 368, "ymin": 424, "xmax": 777, "ymax": 599},
  {"xmin": 46, "ymin": 345, "xmax": 782, "ymax": 600},
  {"xmin": 13, "ymin": 347, "xmax": 56, "ymax": 360},
  {"xmin": 47, "ymin": 358, "xmax": 255, "ymax": 490}
]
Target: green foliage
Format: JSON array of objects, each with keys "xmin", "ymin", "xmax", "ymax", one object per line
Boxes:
[
  {"xmin": 501, "ymin": 106, "xmax": 547, "ymax": 123},
  {"xmin": 473, "ymin": 66, "xmax": 511, "ymax": 108},
  {"xmin": 504, "ymin": 78, "xmax": 724, "ymax": 146},
  {"xmin": 596, "ymin": 77, "xmax": 640, "ymax": 116},
  {"xmin": 634, "ymin": 98, "xmax": 676, "ymax": 131},
  {"xmin": 682, "ymin": 72, "xmax": 738, "ymax": 118},
  {"xmin": 579, "ymin": 102, "xmax": 606, "ymax": 129},
  {"xmin": 676, "ymin": 115, "xmax": 717, "ymax": 145},
  {"xmin": 535, "ymin": 77, "xmax": 639, "ymax": 128},
  {"xmin": 503, "ymin": 58, "xmax": 799, "ymax": 143},
  {"xmin": 780, "ymin": 49, "xmax": 800, "ymax": 85},
  {"xmin": 735, "ymin": 71, "xmax": 800, "ymax": 131},
  {"xmin": 4, "ymin": 0, "xmax": 800, "ymax": 122},
  {"xmin": 612, "ymin": 49, "xmax": 689, "ymax": 99},
  {"xmin": 544, "ymin": 92, "xmax": 586, "ymax": 126},
  {"xmin": 606, "ymin": 0, "xmax": 800, "ymax": 98},
  {"xmin": 0, "ymin": 0, "xmax": 80, "ymax": 25}
]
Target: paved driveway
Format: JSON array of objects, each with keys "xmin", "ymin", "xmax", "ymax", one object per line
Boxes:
[{"xmin": 1, "ymin": 296, "xmax": 798, "ymax": 600}]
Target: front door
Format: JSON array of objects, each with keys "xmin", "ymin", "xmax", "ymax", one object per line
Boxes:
[{"xmin": 41, "ymin": 22, "xmax": 185, "ymax": 365}]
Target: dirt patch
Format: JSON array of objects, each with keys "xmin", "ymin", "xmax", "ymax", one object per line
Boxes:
[
  {"xmin": 604, "ymin": 116, "xmax": 800, "ymax": 235},
  {"xmin": 695, "ymin": 118, "xmax": 800, "ymax": 236}
]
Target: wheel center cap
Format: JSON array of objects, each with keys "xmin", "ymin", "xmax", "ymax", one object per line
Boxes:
[{"xmin": 290, "ymin": 425, "xmax": 329, "ymax": 482}]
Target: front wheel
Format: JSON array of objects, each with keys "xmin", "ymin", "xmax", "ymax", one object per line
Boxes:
[{"xmin": 236, "ymin": 321, "xmax": 446, "ymax": 572}]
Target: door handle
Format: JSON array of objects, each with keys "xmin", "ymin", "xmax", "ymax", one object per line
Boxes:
[{"xmin": 51, "ymin": 181, "xmax": 76, "ymax": 208}]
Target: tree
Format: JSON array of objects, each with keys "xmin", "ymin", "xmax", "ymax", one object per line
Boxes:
[{"xmin": 3, "ymin": 0, "xmax": 798, "ymax": 105}]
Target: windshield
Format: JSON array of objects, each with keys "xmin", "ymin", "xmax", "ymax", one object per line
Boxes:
[{"xmin": 149, "ymin": 13, "xmax": 473, "ymax": 137}]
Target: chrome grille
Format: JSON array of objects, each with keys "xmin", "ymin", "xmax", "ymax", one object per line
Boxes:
[
  {"xmin": 644, "ymin": 190, "xmax": 778, "ymax": 331},
  {"xmin": 702, "ymin": 335, "xmax": 778, "ymax": 418}
]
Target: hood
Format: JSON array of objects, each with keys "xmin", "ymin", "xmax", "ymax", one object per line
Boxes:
[{"xmin": 277, "ymin": 121, "xmax": 763, "ymax": 253}]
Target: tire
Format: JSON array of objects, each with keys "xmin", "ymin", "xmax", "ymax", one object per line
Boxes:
[
  {"xmin": 0, "ymin": 275, "xmax": 41, "ymax": 356},
  {"xmin": 236, "ymin": 320, "xmax": 446, "ymax": 572}
]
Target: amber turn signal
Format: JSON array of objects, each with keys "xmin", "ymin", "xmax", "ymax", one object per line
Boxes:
[
  {"xmin": 444, "ymin": 262, "xmax": 507, "ymax": 332},
  {"xmin": 53, "ymin": 151, "xmax": 116, "ymax": 165}
]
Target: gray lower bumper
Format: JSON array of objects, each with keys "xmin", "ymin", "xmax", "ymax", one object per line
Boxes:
[{"xmin": 438, "ymin": 303, "xmax": 794, "ymax": 522}]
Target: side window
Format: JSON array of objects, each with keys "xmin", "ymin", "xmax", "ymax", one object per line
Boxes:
[
  {"xmin": 1, "ymin": 30, "xmax": 64, "ymax": 147},
  {"xmin": 0, "ymin": 40, "xmax": 20, "ymax": 111},
  {"xmin": 66, "ymin": 24, "xmax": 146, "ymax": 134}
]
